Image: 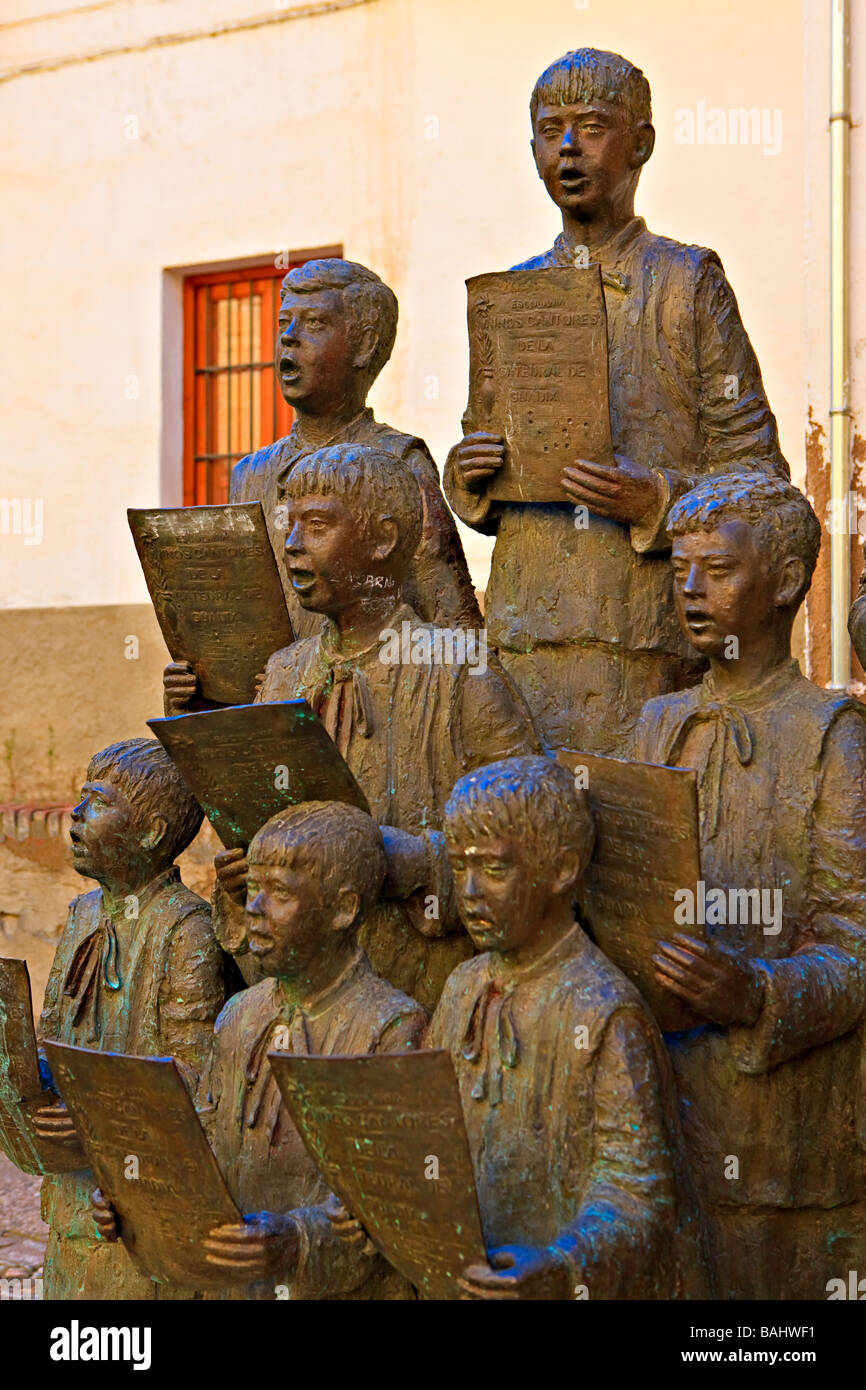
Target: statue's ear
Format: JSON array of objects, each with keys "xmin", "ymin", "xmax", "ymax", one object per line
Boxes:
[
  {"xmin": 774, "ymin": 555, "xmax": 806, "ymax": 610},
  {"xmin": 531, "ymin": 137, "xmax": 542, "ymax": 177},
  {"xmin": 332, "ymin": 886, "xmax": 361, "ymax": 934},
  {"xmin": 552, "ymin": 850, "xmax": 582, "ymax": 897},
  {"xmin": 352, "ymin": 324, "xmax": 378, "ymax": 372},
  {"xmin": 370, "ymin": 515, "xmax": 399, "ymax": 564},
  {"xmin": 140, "ymin": 816, "xmax": 168, "ymax": 854},
  {"xmin": 632, "ymin": 121, "xmax": 655, "ymax": 168}
]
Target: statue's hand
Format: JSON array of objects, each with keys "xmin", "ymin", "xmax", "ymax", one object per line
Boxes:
[
  {"xmin": 447, "ymin": 433, "xmax": 505, "ymax": 494},
  {"xmin": 203, "ymin": 1213, "xmax": 300, "ymax": 1284},
  {"xmin": 653, "ymin": 934, "xmax": 765, "ymax": 1028},
  {"xmin": 324, "ymin": 1193, "xmax": 376, "ymax": 1257},
  {"xmin": 163, "ymin": 661, "xmax": 200, "ymax": 716},
  {"xmin": 91, "ymin": 1188, "xmax": 119, "ymax": 1243},
  {"xmin": 32, "ymin": 1098, "xmax": 79, "ymax": 1147},
  {"xmin": 562, "ymin": 454, "xmax": 664, "ymax": 526},
  {"xmin": 380, "ymin": 825, "xmax": 428, "ymax": 899},
  {"xmin": 214, "ymin": 848, "xmax": 249, "ymax": 906},
  {"xmin": 457, "ymin": 1244, "xmax": 572, "ymax": 1300}
]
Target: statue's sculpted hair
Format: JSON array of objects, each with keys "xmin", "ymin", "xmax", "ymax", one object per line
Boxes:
[
  {"xmin": 86, "ymin": 738, "xmax": 203, "ymax": 865},
  {"xmin": 281, "ymin": 258, "xmax": 398, "ymax": 387},
  {"xmin": 249, "ymin": 801, "xmax": 385, "ymax": 927},
  {"xmin": 444, "ymin": 755, "xmax": 595, "ymax": 880},
  {"xmin": 666, "ymin": 472, "xmax": 822, "ymax": 605},
  {"xmin": 283, "ymin": 443, "xmax": 422, "ymax": 570},
  {"xmin": 530, "ymin": 48, "xmax": 652, "ymax": 128}
]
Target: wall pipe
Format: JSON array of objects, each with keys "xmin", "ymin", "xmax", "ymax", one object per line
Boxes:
[{"xmin": 830, "ymin": 0, "xmax": 852, "ymax": 688}]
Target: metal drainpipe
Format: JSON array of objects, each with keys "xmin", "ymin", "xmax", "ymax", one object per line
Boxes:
[{"xmin": 830, "ymin": 0, "xmax": 852, "ymax": 688}]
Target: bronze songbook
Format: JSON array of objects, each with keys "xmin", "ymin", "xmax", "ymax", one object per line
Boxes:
[
  {"xmin": 269, "ymin": 1049, "xmax": 487, "ymax": 1300},
  {"xmin": 0, "ymin": 959, "xmax": 82, "ymax": 1176},
  {"xmin": 149, "ymin": 700, "xmax": 370, "ymax": 848},
  {"xmin": 129, "ymin": 502, "xmax": 293, "ymax": 705},
  {"xmin": 465, "ymin": 265, "xmax": 614, "ymax": 503},
  {"xmin": 557, "ymin": 750, "xmax": 703, "ymax": 1032},
  {"xmin": 44, "ymin": 1043, "xmax": 240, "ymax": 1290}
]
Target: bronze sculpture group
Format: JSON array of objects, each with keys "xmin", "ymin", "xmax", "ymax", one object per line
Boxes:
[{"xmin": 4, "ymin": 47, "xmax": 865, "ymax": 1303}]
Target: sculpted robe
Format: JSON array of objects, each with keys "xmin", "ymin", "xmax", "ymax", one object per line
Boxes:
[
  {"xmin": 224, "ymin": 602, "xmax": 540, "ymax": 1009},
  {"xmin": 38, "ymin": 868, "xmax": 225, "ymax": 1300},
  {"xmin": 633, "ymin": 660, "xmax": 866, "ymax": 1298},
  {"xmin": 445, "ymin": 218, "xmax": 789, "ymax": 754},
  {"xmin": 231, "ymin": 407, "xmax": 481, "ymax": 637},
  {"xmin": 426, "ymin": 924, "xmax": 706, "ymax": 1299},
  {"xmin": 203, "ymin": 948, "xmax": 427, "ymax": 1300}
]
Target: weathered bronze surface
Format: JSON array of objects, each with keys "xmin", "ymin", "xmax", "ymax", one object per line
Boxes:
[
  {"xmin": 633, "ymin": 472, "xmax": 866, "ymax": 1299},
  {"xmin": 425, "ymin": 755, "xmax": 705, "ymax": 1299},
  {"xmin": 130, "ymin": 502, "xmax": 292, "ymax": 705},
  {"xmin": 201, "ymin": 802, "xmax": 427, "ymax": 1300},
  {"xmin": 270, "ymin": 1049, "xmax": 486, "ymax": 1300},
  {"xmin": 0, "ymin": 960, "xmax": 82, "ymax": 1176},
  {"xmin": 228, "ymin": 258, "xmax": 481, "ymax": 642},
  {"xmin": 556, "ymin": 750, "xmax": 701, "ymax": 1031},
  {"xmin": 45, "ymin": 1043, "xmax": 239, "ymax": 1289},
  {"xmin": 35, "ymin": 737, "xmax": 224, "ymax": 1300},
  {"xmin": 466, "ymin": 266, "xmax": 613, "ymax": 503},
  {"xmin": 149, "ymin": 700, "xmax": 369, "ymax": 848},
  {"xmin": 444, "ymin": 47, "xmax": 790, "ymax": 755}
]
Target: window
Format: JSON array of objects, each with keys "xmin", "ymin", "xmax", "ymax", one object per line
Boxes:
[{"xmin": 182, "ymin": 263, "xmax": 299, "ymax": 505}]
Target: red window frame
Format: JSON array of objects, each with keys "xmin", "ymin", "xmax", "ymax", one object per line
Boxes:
[{"xmin": 182, "ymin": 256, "xmax": 343, "ymax": 505}]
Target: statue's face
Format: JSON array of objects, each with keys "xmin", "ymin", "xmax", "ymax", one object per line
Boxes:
[
  {"xmin": 284, "ymin": 491, "xmax": 383, "ymax": 615},
  {"xmin": 448, "ymin": 829, "xmax": 546, "ymax": 954},
  {"xmin": 70, "ymin": 777, "xmax": 139, "ymax": 883},
  {"xmin": 532, "ymin": 99, "xmax": 644, "ymax": 221},
  {"xmin": 671, "ymin": 521, "xmax": 777, "ymax": 657},
  {"xmin": 276, "ymin": 288, "xmax": 357, "ymax": 411},
  {"xmin": 244, "ymin": 859, "xmax": 330, "ymax": 977}
]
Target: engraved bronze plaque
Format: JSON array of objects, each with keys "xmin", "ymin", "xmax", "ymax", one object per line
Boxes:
[
  {"xmin": 0, "ymin": 959, "xmax": 82, "ymax": 1176},
  {"xmin": 465, "ymin": 265, "xmax": 614, "ymax": 503},
  {"xmin": 270, "ymin": 1050, "xmax": 487, "ymax": 1300},
  {"xmin": 44, "ymin": 1042, "xmax": 240, "ymax": 1290},
  {"xmin": 149, "ymin": 699, "xmax": 370, "ymax": 849},
  {"xmin": 129, "ymin": 502, "xmax": 293, "ymax": 705},
  {"xmin": 557, "ymin": 750, "xmax": 703, "ymax": 1032}
]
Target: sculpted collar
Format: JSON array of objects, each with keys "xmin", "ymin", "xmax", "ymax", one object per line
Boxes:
[
  {"xmin": 275, "ymin": 946, "xmax": 368, "ymax": 1021},
  {"xmin": 661, "ymin": 662, "xmax": 801, "ymax": 838},
  {"xmin": 66, "ymin": 866, "xmax": 181, "ymax": 1008},
  {"xmin": 241, "ymin": 950, "xmax": 368, "ymax": 1140},
  {"xmin": 277, "ymin": 406, "xmax": 374, "ymax": 484},
  {"xmin": 551, "ymin": 216, "xmax": 646, "ymax": 291},
  {"xmin": 462, "ymin": 923, "xmax": 587, "ymax": 1105}
]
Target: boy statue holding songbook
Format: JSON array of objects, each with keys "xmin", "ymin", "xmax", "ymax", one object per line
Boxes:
[
  {"xmin": 632, "ymin": 473, "xmax": 866, "ymax": 1299},
  {"xmin": 35, "ymin": 738, "xmax": 225, "ymax": 1300},
  {"xmin": 100, "ymin": 801, "xmax": 426, "ymax": 1300},
  {"xmin": 415, "ymin": 756, "xmax": 704, "ymax": 1300},
  {"xmin": 164, "ymin": 258, "xmax": 479, "ymax": 714},
  {"xmin": 444, "ymin": 47, "xmax": 789, "ymax": 756},
  {"xmin": 213, "ymin": 442, "xmax": 540, "ymax": 1009}
]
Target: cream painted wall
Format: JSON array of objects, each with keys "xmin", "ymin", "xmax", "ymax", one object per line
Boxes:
[{"xmin": 1, "ymin": 0, "xmax": 807, "ymax": 609}]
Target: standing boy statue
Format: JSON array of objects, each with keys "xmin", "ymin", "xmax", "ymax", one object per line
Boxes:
[
  {"xmin": 419, "ymin": 756, "xmax": 704, "ymax": 1300},
  {"xmin": 633, "ymin": 473, "xmax": 866, "ymax": 1299},
  {"xmin": 165, "ymin": 258, "xmax": 479, "ymax": 715},
  {"xmin": 211, "ymin": 443, "xmax": 540, "ymax": 1009},
  {"xmin": 92, "ymin": 801, "xmax": 427, "ymax": 1300},
  {"xmin": 445, "ymin": 48, "xmax": 789, "ymax": 754},
  {"xmin": 35, "ymin": 738, "xmax": 225, "ymax": 1299}
]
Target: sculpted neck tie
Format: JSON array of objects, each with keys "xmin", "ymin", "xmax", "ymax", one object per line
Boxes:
[{"xmin": 662, "ymin": 701, "xmax": 754, "ymax": 839}]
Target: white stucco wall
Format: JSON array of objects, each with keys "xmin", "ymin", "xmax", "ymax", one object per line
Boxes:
[{"xmin": 0, "ymin": 0, "xmax": 812, "ymax": 609}]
